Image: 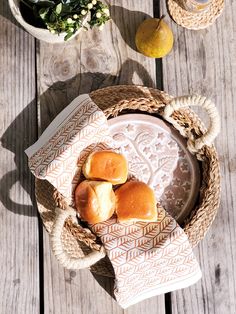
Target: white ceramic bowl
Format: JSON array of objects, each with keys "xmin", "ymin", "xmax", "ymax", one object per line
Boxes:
[{"xmin": 8, "ymin": 0, "xmax": 84, "ymax": 43}]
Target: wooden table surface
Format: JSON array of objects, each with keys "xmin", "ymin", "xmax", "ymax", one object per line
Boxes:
[{"xmin": 0, "ymin": 0, "xmax": 235, "ymax": 313}]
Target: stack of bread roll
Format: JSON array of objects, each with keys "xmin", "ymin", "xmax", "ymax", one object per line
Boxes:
[{"xmin": 75, "ymin": 150, "xmax": 158, "ymax": 224}]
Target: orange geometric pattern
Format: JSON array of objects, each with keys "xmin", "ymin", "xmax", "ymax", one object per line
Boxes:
[
  {"xmin": 27, "ymin": 96, "xmax": 201, "ymax": 308},
  {"xmin": 92, "ymin": 207, "xmax": 201, "ymax": 308},
  {"xmin": 28, "ymin": 95, "xmax": 113, "ymax": 203}
]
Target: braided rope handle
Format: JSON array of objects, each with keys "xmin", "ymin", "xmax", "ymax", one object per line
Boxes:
[
  {"xmin": 51, "ymin": 207, "xmax": 106, "ymax": 269},
  {"xmin": 163, "ymin": 95, "xmax": 220, "ymax": 153}
]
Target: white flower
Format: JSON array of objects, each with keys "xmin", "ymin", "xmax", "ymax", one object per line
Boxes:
[
  {"xmin": 50, "ymin": 29, "xmax": 56, "ymax": 34},
  {"xmin": 69, "ymin": 27, "xmax": 74, "ymax": 32},
  {"xmin": 99, "ymin": 24, "xmax": 104, "ymax": 30},
  {"xmin": 87, "ymin": 3, "xmax": 93, "ymax": 9},
  {"xmin": 102, "ymin": 8, "xmax": 110, "ymax": 16},
  {"xmin": 67, "ymin": 18, "xmax": 73, "ymax": 23},
  {"xmin": 81, "ymin": 9, "xmax": 87, "ymax": 15},
  {"xmin": 92, "ymin": 0, "xmax": 97, "ymax": 4},
  {"xmin": 96, "ymin": 12, "xmax": 102, "ymax": 18},
  {"xmin": 73, "ymin": 14, "xmax": 78, "ymax": 19}
]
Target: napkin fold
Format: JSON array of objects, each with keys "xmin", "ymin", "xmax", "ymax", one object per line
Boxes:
[
  {"xmin": 26, "ymin": 94, "xmax": 201, "ymax": 308},
  {"xmin": 25, "ymin": 94, "xmax": 113, "ymax": 204},
  {"xmin": 91, "ymin": 210, "xmax": 201, "ymax": 308}
]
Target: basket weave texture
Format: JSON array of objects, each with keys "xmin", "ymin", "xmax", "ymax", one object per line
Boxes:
[
  {"xmin": 168, "ymin": 0, "xmax": 224, "ymax": 30},
  {"xmin": 35, "ymin": 85, "xmax": 220, "ymax": 277}
]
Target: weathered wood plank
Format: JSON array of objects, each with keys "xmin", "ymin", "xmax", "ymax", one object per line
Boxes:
[
  {"xmin": 160, "ymin": 1, "xmax": 236, "ymax": 313},
  {"xmin": 0, "ymin": 2, "xmax": 39, "ymax": 314},
  {"xmin": 43, "ymin": 237, "xmax": 122, "ymax": 314},
  {"xmin": 37, "ymin": 0, "xmax": 164, "ymax": 313}
]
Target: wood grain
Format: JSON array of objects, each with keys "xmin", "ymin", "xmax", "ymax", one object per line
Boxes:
[
  {"xmin": 43, "ymin": 235, "xmax": 122, "ymax": 314},
  {"xmin": 0, "ymin": 1, "xmax": 39, "ymax": 314},
  {"xmin": 160, "ymin": 1, "xmax": 236, "ymax": 313},
  {"xmin": 37, "ymin": 1, "xmax": 164, "ymax": 313}
]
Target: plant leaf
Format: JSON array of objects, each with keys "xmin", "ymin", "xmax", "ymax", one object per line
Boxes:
[
  {"xmin": 26, "ymin": 0, "xmax": 39, "ymax": 3},
  {"xmin": 27, "ymin": 0, "xmax": 55, "ymax": 6},
  {"xmin": 49, "ymin": 12, "xmax": 56, "ymax": 22},
  {"xmin": 39, "ymin": 7, "xmax": 49, "ymax": 19},
  {"xmin": 56, "ymin": 3, "xmax": 62, "ymax": 14},
  {"xmin": 64, "ymin": 31, "xmax": 73, "ymax": 41}
]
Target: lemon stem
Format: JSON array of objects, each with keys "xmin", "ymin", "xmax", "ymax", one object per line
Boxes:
[{"xmin": 156, "ymin": 15, "xmax": 165, "ymax": 31}]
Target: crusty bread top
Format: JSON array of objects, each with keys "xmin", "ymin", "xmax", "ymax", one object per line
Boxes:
[
  {"xmin": 82, "ymin": 150, "xmax": 128, "ymax": 185},
  {"xmin": 75, "ymin": 180, "xmax": 115, "ymax": 224},
  {"xmin": 115, "ymin": 181, "xmax": 157, "ymax": 222}
]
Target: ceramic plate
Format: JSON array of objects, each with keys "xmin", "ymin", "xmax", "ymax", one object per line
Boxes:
[{"xmin": 108, "ymin": 114, "xmax": 200, "ymax": 224}]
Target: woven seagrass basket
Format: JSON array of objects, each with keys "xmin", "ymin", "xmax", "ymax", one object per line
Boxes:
[
  {"xmin": 35, "ymin": 85, "xmax": 220, "ymax": 277},
  {"xmin": 167, "ymin": 0, "xmax": 224, "ymax": 30}
]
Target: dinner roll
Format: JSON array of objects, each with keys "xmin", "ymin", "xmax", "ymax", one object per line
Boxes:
[
  {"xmin": 83, "ymin": 150, "xmax": 128, "ymax": 185},
  {"xmin": 75, "ymin": 180, "xmax": 116, "ymax": 224},
  {"xmin": 115, "ymin": 181, "xmax": 157, "ymax": 222}
]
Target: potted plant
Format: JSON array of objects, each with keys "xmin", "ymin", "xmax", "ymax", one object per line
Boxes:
[{"xmin": 8, "ymin": 0, "xmax": 110, "ymax": 43}]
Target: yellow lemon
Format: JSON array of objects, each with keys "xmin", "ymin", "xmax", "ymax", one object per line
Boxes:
[{"xmin": 135, "ymin": 16, "xmax": 174, "ymax": 58}]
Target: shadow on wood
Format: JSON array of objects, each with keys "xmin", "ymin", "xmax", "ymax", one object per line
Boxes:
[
  {"xmin": 110, "ymin": 5, "xmax": 151, "ymax": 52},
  {"xmin": 39, "ymin": 58, "xmax": 155, "ymax": 130},
  {"xmin": 0, "ymin": 0, "xmax": 37, "ymax": 217},
  {"xmin": 0, "ymin": 99, "xmax": 38, "ymax": 217},
  {"xmin": 92, "ymin": 272, "xmax": 116, "ymax": 300},
  {"xmin": 0, "ymin": 57, "xmax": 154, "ymax": 300},
  {"xmin": 0, "ymin": 59, "xmax": 154, "ymax": 219},
  {"xmin": 0, "ymin": 0, "xmax": 25, "ymax": 29}
]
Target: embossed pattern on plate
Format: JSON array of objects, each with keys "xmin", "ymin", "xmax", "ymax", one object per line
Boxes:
[{"xmin": 108, "ymin": 114, "xmax": 200, "ymax": 224}]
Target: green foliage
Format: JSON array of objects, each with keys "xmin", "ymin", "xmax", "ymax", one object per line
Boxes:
[{"xmin": 20, "ymin": 0, "xmax": 110, "ymax": 40}]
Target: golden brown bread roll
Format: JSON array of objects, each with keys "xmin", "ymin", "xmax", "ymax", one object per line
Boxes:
[
  {"xmin": 115, "ymin": 181, "xmax": 157, "ymax": 222},
  {"xmin": 83, "ymin": 150, "xmax": 128, "ymax": 185},
  {"xmin": 74, "ymin": 180, "xmax": 116, "ymax": 224}
]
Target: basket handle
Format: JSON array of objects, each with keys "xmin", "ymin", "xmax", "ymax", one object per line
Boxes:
[
  {"xmin": 50, "ymin": 207, "xmax": 106, "ymax": 269},
  {"xmin": 163, "ymin": 95, "xmax": 220, "ymax": 153}
]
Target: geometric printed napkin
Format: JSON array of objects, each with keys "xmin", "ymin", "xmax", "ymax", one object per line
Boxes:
[
  {"xmin": 25, "ymin": 94, "xmax": 113, "ymax": 205},
  {"xmin": 25, "ymin": 94, "xmax": 201, "ymax": 308},
  {"xmin": 91, "ymin": 208, "xmax": 201, "ymax": 308}
]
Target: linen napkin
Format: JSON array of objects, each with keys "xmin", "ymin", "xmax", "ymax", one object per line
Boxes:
[
  {"xmin": 91, "ymin": 210, "xmax": 201, "ymax": 308},
  {"xmin": 25, "ymin": 94, "xmax": 202, "ymax": 308},
  {"xmin": 25, "ymin": 94, "xmax": 113, "ymax": 205}
]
